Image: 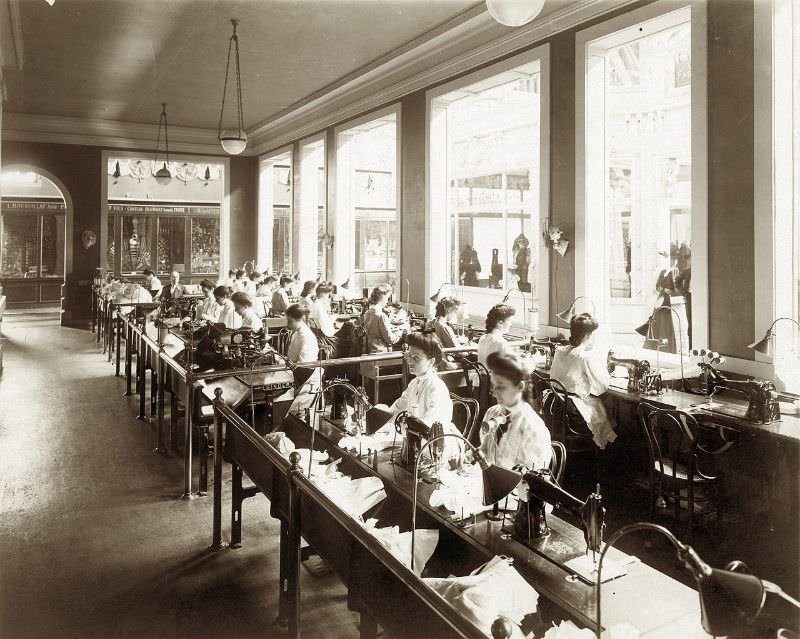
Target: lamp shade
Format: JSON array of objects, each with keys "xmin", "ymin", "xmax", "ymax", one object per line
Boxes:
[
  {"xmin": 486, "ymin": 0, "xmax": 546, "ymax": 27},
  {"xmin": 697, "ymin": 568, "xmax": 766, "ymax": 636},
  {"xmin": 556, "ymin": 301, "xmax": 576, "ymax": 325},
  {"xmin": 154, "ymin": 162, "xmax": 172, "ymax": 186},
  {"xmin": 365, "ymin": 406, "xmax": 394, "ymax": 435},
  {"xmin": 747, "ymin": 332, "xmax": 774, "ymax": 356},
  {"xmin": 475, "ymin": 450, "xmax": 522, "ymax": 505},
  {"xmin": 220, "ymin": 130, "xmax": 248, "ymax": 155},
  {"xmin": 635, "ymin": 316, "xmax": 654, "ymax": 338}
]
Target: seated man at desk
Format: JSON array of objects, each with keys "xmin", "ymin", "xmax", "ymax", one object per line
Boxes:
[
  {"xmin": 480, "ymin": 352, "xmax": 551, "ymax": 470},
  {"xmin": 157, "ymin": 271, "xmax": 185, "ymax": 302},
  {"xmin": 271, "ymin": 275, "xmax": 294, "ymax": 316},
  {"xmin": 373, "ymin": 330, "xmax": 463, "ymax": 460},
  {"xmin": 427, "ymin": 296, "xmax": 467, "ymax": 349},
  {"xmin": 213, "ymin": 285, "xmax": 241, "ymax": 329},
  {"xmin": 195, "ymin": 279, "xmax": 219, "ymax": 322},
  {"xmin": 477, "ymin": 303, "xmax": 517, "ymax": 367},
  {"xmin": 231, "ymin": 292, "xmax": 264, "ymax": 331},
  {"xmin": 549, "ymin": 313, "xmax": 616, "ymax": 449},
  {"xmin": 362, "ymin": 284, "xmax": 407, "ymax": 353}
]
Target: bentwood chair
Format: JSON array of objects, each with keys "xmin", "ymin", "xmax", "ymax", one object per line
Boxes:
[
  {"xmin": 638, "ymin": 402, "xmax": 723, "ymax": 544},
  {"xmin": 549, "ymin": 440, "xmax": 567, "ymax": 484},
  {"xmin": 531, "ymin": 373, "xmax": 595, "ymax": 455},
  {"xmin": 449, "ymin": 393, "xmax": 480, "ymax": 445}
]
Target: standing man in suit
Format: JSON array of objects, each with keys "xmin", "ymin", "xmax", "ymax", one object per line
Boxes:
[{"xmin": 157, "ymin": 271, "xmax": 185, "ymax": 301}]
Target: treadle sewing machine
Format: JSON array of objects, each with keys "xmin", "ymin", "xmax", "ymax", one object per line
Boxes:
[
  {"xmin": 508, "ymin": 469, "xmax": 606, "ymax": 585},
  {"xmin": 607, "ymin": 351, "xmax": 663, "ymax": 395},
  {"xmin": 698, "ymin": 362, "xmax": 781, "ymax": 424}
]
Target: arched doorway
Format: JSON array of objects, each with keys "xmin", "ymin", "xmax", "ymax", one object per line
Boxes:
[{"xmin": 0, "ymin": 167, "xmax": 74, "ymax": 320}]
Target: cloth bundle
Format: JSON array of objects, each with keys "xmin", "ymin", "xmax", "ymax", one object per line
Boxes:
[
  {"xmin": 424, "ymin": 556, "xmax": 539, "ymax": 639},
  {"xmin": 361, "ymin": 518, "xmax": 439, "ymax": 576}
]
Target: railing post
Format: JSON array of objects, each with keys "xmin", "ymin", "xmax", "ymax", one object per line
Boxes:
[
  {"xmin": 155, "ymin": 351, "xmax": 167, "ymax": 455},
  {"xmin": 138, "ymin": 334, "xmax": 147, "ymax": 420},
  {"xmin": 286, "ymin": 451, "xmax": 303, "ymax": 639},
  {"xmin": 181, "ymin": 367, "xmax": 195, "ymax": 499},
  {"xmin": 209, "ymin": 388, "xmax": 226, "ymax": 551},
  {"xmin": 115, "ymin": 313, "xmax": 122, "ymax": 376},
  {"xmin": 124, "ymin": 320, "xmax": 133, "ymax": 396}
]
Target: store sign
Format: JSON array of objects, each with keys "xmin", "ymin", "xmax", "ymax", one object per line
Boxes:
[
  {"xmin": 108, "ymin": 202, "xmax": 220, "ymax": 216},
  {"xmin": 2, "ymin": 199, "xmax": 66, "ymax": 213}
]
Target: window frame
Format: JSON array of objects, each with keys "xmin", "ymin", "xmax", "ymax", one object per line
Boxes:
[
  {"xmin": 574, "ymin": 1, "xmax": 708, "ymax": 347},
  {"xmin": 425, "ymin": 45, "xmax": 551, "ymax": 330},
  {"xmin": 257, "ymin": 145, "xmax": 294, "ymax": 273},
  {"xmin": 296, "ymin": 134, "xmax": 327, "ymax": 280},
  {"xmin": 333, "ymin": 103, "xmax": 401, "ymax": 294}
]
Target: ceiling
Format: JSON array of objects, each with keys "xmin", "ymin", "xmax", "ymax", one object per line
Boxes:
[{"xmin": 3, "ymin": 0, "xmax": 480, "ymax": 130}]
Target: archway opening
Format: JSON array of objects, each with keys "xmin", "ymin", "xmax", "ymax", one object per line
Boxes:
[{"xmin": 1, "ymin": 169, "xmax": 70, "ymax": 321}]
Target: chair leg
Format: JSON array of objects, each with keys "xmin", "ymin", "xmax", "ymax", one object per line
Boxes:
[{"xmin": 170, "ymin": 393, "xmax": 179, "ymax": 453}]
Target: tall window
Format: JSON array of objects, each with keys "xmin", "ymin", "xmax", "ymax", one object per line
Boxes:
[
  {"xmin": 431, "ymin": 59, "xmax": 543, "ymax": 301},
  {"xmin": 258, "ymin": 150, "xmax": 292, "ymax": 274},
  {"xmin": 335, "ymin": 110, "xmax": 398, "ymax": 290},
  {"xmin": 773, "ymin": 0, "xmax": 800, "ymax": 351},
  {"xmin": 582, "ymin": 8, "xmax": 692, "ymax": 344},
  {"xmin": 298, "ymin": 138, "xmax": 326, "ymax": 279}
]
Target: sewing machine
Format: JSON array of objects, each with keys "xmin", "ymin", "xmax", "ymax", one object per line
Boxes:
[
  {"xmin": 512, "ymin": 470, "xmax": 605, "ymax": 565},
  {"xmin": 204, "ymin": 324, "xmax": 274, "ymax": 369},
  {"xmin": 607, "ymin": 351, "xmax": 663, "ymax": 395},
  {"xmin": 394, "ymin": 414, "xmax": 445, "ymax": 468},
  {"xmin": 698, "ymin": 363, "xmax": 781, "ymax": 423}
]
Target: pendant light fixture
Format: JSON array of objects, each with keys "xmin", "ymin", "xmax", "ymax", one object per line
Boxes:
[
  {"xmin": 154, "ymin": 103, "xmax": 172, "ymax": 186},
  {"xmin": 486, "ymin": 0, "xmax": 546, "ymax": 27},
  {"xmin": 217, "ymin": 18, "xmax": 247, "ymax": 155}
]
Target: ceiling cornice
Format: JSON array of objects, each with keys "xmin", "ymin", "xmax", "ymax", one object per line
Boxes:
[
  {"xmin": 2, "ymin": 112, "xmax": 228, "ymax": 155},
  {"xmin": 249, "ymin": 0, "xmax": 642, "ymax": 155},
  {"xmin": 2, "ymin": 0, "xmax": 641, "ymax": 155}
]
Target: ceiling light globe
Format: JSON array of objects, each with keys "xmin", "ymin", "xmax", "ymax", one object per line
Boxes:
[
  {"xmin": 486, "ymin": 0, "xmax": 545, "ymax": 27},
  {"xmin": 155, "ymin": 163, "xmax": 172, "ymax": 186},
  {"xmin": 220, "ymin": 130, "xmax": 248, "ymax": 155}
]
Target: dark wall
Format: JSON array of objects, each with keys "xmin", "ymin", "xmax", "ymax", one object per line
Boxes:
[
  {"xmin": 1, "ymin": 141, "xmax": 258, "ymax": 323},
  {"xmin": 401, "ymin": 91, "xmax": 427, "ymax": 307},
  {"xmin": 707, "ymin": 0, "xmax": 755, "ymax": 359}
]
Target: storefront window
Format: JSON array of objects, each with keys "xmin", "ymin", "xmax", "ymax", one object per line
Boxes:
[
  {"xmin": 120, "ymin": 215, "xmax": 156, "ymax": 274},
  {"xmin": 191, "ymin": 217, "xmax": 220, "ymax": 274},
  {"xmin": 583, "ymin": 8, "xmax": 692, "ymax": 341},
  {"xmin": 41, "ymin": 214, "xmax": 65, "ymax": 278},
  {"xmin": 0, "ymin": 214, "xmax": 40, "ymax": 278},
  {"xmin": 431, "ymin": 61, "xmax": 541, "ymax": 295}
]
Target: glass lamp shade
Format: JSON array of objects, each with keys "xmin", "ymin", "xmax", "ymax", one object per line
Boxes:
[
  {"xmin": 220, "ymin": 129, "xmax": 248, "ymax": 155},
  {"xmin": 556, "ymin": 302, "xmax": 576, "ymax": 325},
  {"xmin": 486, "ymin": 0, "xmax": 546, "ymax": 27},
  {"xmin": 154, "ymin": 162, "xmax": 172, "ymax": 186},
  {"xmin": 748, "ymin": 332, "xmax": 774, "ymax": 356}
]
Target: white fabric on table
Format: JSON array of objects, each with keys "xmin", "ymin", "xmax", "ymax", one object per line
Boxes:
[{"xmin": 362, "ymin": 518, "xmax": 439, "ymax": 576}]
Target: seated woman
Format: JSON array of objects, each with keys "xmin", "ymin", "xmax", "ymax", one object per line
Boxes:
[
  {"xmin": 428, "ymin": 296, "xmax": 467, "ymax": 349},
  {"xmin": 298, "ymin": 280, "xmax": 317, "ymax": 309},
  {"xmin": 548, "ymin": 313, "xmax": 615, "ymax": 449},
  {"xmin": 286, "ymin": 303, "xmax": 323, "ymax": 408},
  {"xmin": 271, "ymin": 275, "xmax": 294, "ymax": 316},
  {"xmin": 195, "ymin": 279, "xmax": 220, "ymax": 322},
  {"xmin": 477, "ymin": 304, "xmax": 516, "ymax": 367},
  {"xmin": 256, "ymin": 275, "xmax": 278, "ymax": 298},
  {"xmin": 213, "ymin": 285, "xmax": 241, "ymax": 329},
  {"xmin": 373, "ymin": 330, "xmax": 463, "ymax": 460},
  {"xmin": 231, "ymin": 292, "xmax": 264, "ymax": 331},
  {"xmin": 245, "ymin": 271, "xmax": 262, "ymax": 298},
  {"xmin": 480, "ymin": 352, "xmax": 551, "ymax": 470},
  {"xmin": 231, "ymin": 269, "xmax": 248, "ymax": 293},
  {"xmin": 362, "ymin": 284, "xmax": 406, "ymax": 353}
]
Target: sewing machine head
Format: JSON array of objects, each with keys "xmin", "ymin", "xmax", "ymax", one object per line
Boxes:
[
  {"xmin": 607, "ymin": 352, "xmax": 662, "ymax": 395},
  {"xmin": 701, "ymin": 363, "xmax": 781, "ymax": 423},
  {"xmin": 514, "ymin": 469, "xmax": 605, "ymax": 557}
]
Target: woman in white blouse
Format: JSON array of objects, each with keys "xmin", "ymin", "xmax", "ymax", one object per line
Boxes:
[
  {"xmin": 196, "ymin": 279, "xmax": 220, "ymax": 322},
  {"xmin": 548, "ymin": 313, "xmax": 616, "ymax": 448},
  {"xmin": 231, "ymin": 292, "xmax": 264, "ymax": 331},
  {"xmin": 373, "ymin": 331, "xmax": 463, "ymax": 460},
  {"xmin": 480, "ymin": 351, "xmax": 551, "ymax": 470},
  {"xmin": 286, "ymin": 304, "xmax": 323, "ymax": 406},
  {"xmin": 213, "ymin": 286, "xmax": 241, "ymax": 329},
  {"xmin": 428, "ymin": 297, "xmax": 466, "ymax": 349},
  {"xmin": 477, "ymin": 304, "xmax": 516, "ymax": 367}
]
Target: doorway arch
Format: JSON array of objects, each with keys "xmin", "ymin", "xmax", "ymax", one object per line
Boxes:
[{"xmin": 1, "ymin": 165, "xmax": 74, "ymax": 314}]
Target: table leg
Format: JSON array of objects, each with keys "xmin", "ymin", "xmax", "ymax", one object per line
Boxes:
[
  {"xmin": 115, "ymin": 316, "xmax": 122, "ymax": 376},
  {"xmin": 230, "ymin": 462, "xmax": 243, "ymax": 547},
  {"xmin": 209, "ymin": 402, "xmax": 226, "ymax": 551},
  {"xmin": 155, "ymin": 358, "xmax": 167, "ymax": 455},
  {"xmin": 138, "ymin": 342, "xmax": 147, "ymax": 420},
  {"xmin": 276, "ymin": 519, "xmax": 289, "ymax": 626},
  {"xmin": 150, "ymin": 367, "xmax": 157, "ymax": 417},
  {"xmin": 124, "ymin": 324, "xmax": 133, "ymax": 396},
  {"xmin": 180, "ymin": 379, "xmax": 195, "ymax": 499}
]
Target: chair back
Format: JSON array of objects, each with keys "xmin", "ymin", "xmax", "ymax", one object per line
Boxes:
[
  {"xmin": 351, "ymin": 323, "xmax": 369, "ymax": 356},
  {"xmin": 531, "ymin": 374, "xmax": 592, "ymax": 447},
  {"xmin": 449, "ymin": 393, "xmax": 480, "ymax": 444},
  {"xmin": 638, "ymin": 402, "xmax": 703, "ymax": 484},
  {"xmin": 549, "ymin": 441, "xmax": 567, "ymax": 484},
  {"xmin": 275, "ymin": 327, "xmax": 291, "ymax": 357}
]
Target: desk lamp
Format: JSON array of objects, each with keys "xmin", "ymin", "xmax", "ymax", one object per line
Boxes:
[
  {"xmin": 410, "ymin": 432, "xmax": 521, "ymax": 571},
  {"xmin": 556, "ymin": 296, "xmax": 597, "ymax": 325},
  {"xmin": 595, "ymin": 522, "xmax": 800, "ymax": 638},
  {"xmin": 430, "ymin": 282, "xmax": 456, "ymax": 304},
  {"xmin": 635, "ymin": 305, "xmax": 687, "ymax": 391},
  {"xmin": 502, "ymin": 288, "xmax": 531, "ymax": 330},
  {"xmin": 749, "ymin": 317, "xmax": 800, "ymax": 357}
]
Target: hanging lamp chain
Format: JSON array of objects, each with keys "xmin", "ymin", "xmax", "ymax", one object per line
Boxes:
[
  {"xmin": 162, "ymin": 103, "xmax": 170, "ymax": 165},
  {"xmin": 217, "ymin": 18, "xmax": 245, "ymax": 140}
]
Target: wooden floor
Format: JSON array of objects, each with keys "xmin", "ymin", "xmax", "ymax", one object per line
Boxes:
[{"xmin": 0, "ymin": 312, "xmax": 361, "ymax": 639}]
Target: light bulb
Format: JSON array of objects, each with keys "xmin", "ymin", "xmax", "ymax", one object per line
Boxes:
[{"xmin": 155, "ymin": 162, "xmax": 172, "ymax": 186}]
